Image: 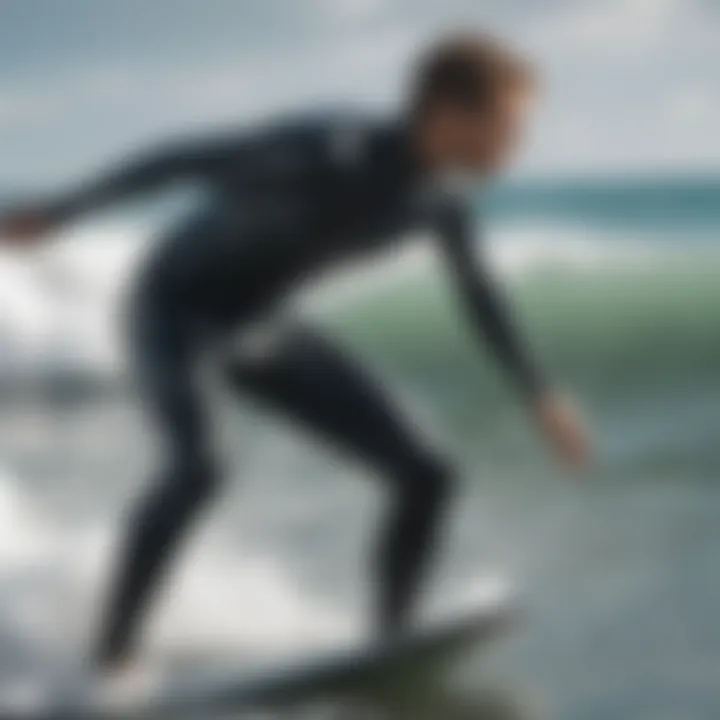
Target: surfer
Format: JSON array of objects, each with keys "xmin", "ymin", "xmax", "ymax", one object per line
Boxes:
[{"xmin": 0, "ymin": 33, "xmax": 591, "ymax": 672}]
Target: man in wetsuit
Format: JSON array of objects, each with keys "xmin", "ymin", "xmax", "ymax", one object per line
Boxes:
[{"xmin": 0, "ymin": 34, "xmax": 591, "ymax": 671}]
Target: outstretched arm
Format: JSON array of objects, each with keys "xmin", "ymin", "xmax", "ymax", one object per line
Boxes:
[
  {"xmin": 0, "ymin": 132, "xmax": 244, "ymax": 244},
  {"xmin": 45, "ymin": 135, "xmax": 242, "ymax": 224},
  {"xmin": 438, "ymin": 202, "xmax": 591, "ymax": 471}
]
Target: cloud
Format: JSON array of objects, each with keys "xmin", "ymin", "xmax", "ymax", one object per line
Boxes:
[
  {"xmin": 667, "ymin": 84, "xmax": 719, "ymax": 127},
  {"xmin": 522, "ymin": 0, "xmax": 689, "ymax": 58},
  {"xmin": 0, "ymin": 0, "xmax": 719, "ymax": 180},
  {"xmin": 315, "ymin": 0, "xmax": 388, "ymax": 21}
]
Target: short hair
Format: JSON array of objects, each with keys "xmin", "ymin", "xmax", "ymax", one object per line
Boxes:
[{"xmin": 410, "ymin": 33, "xmax": 536, "ymax": 116}]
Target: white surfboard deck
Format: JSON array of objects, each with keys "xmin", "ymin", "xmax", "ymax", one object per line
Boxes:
[{"xmin": 15, "ymin": 592, "xmax": 517, "ymax": 719}]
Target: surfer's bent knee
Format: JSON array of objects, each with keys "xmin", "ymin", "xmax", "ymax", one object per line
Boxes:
[
  {"xmin": 392, "ymin": 451, "xmax": 456, "ymax": 509},
  {"xmin": 149, "ymin": 452, "xmax": 223, "ymax": 509}
]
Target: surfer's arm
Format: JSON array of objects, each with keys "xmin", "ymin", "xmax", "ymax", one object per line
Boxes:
[
  {"xmin": 438, "ymin": 203, "xmax": 591, "ymax": 470},
  {"xmin": 0, "ymin": 133, "xmax": 245, "ymax": 245},
  {"xmin": 43, "ymin": 134, "xmax": 245, "ymax": 225},
  {"xmin": 438, "ymin": 203, "xmax": 543, "ymax": 399}
]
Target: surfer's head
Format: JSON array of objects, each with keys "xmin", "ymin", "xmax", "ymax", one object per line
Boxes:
[{"xmin": 409, "ymin": 33, "xmax": 537, "ymax": 180}]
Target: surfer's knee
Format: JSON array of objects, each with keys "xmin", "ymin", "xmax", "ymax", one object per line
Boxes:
[
  {"xmin": 180, "ymin": 453, "xmax": 223, "ymax": 503},
  {"xmin": 394, "ymin": 451, "xmax": 456, "ymax": 512},
  {"xmin": 417, "ymin": 454, "xmax": 455, "ymax": 511},
  {"xmin": 155, "ymin": 451, "xmax": 223, "ymax": 508}
]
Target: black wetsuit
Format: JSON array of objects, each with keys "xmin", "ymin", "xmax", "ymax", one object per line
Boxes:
[{"xmin": 47, "ymin": 114, "xmax": 541, "ymax": 662}]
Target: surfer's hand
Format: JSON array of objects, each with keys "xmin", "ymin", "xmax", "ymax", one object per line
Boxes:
[
  {"xmin": 0, "ymin": 206, "xmax": 56, "ymax": 247},
  {"xmin": 534, "ymin": 391, "xmax": 591, "ymax": 472}
]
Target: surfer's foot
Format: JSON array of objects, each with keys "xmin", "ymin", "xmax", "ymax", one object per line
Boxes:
[
  {"xmin": 58, "ymin": 659, "xmax": 160, "ymax": 714},
  {"xmin": 96, "ymin": 649, "xmax": 133, "ymax": 675},
  {"xmin": 71, "ymin": 643, "xmax": 157, "ymax": 711},
  {"xmin": 99, "ymin": 662, "xmax": 158, "ymax": 705},
  {"xmin": 92, "ymin": 633, "xmax": 136, "ymax": 672},
  {"xmin": 45, "ymin": 658, "xmax": 157, "ymax": 716}
]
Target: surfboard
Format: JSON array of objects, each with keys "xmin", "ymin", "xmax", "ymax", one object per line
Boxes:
[{"xmin": 15, "ymin": 593, "xmax": 517, "ymax": 719}]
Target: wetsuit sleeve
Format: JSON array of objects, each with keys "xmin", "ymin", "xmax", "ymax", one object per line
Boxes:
[
  {"xmin": 438, "ymin": 202, "xmax": 545, "ymax": 400},
  {"xmin": 45, "ymin": 134, "xmax": 245, "ymax": 224}
]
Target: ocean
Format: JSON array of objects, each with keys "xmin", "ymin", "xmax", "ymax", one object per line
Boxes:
[{"xmin": 0, "ymin": 176, "xmax": 718, "ymax": 718}]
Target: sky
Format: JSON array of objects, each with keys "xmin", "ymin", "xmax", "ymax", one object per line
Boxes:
[{"xmin": 0, "ymin": 0, "xmax": 718, "ymax": 185}]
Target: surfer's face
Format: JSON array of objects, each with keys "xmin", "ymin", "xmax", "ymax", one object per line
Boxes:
[{"xmin": 419, "ymin": 88, "xmax": 533, "ymax": 178}]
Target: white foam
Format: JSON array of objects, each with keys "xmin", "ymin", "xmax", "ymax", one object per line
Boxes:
[
  {"xmin": 0, "ymin": 219, "xmax": 149, "ymax": 379},
  {"xmin": 0, "ymin": 467, "xmax": 51, "ymax": 567},
  {"xmin": 154, "ymin": 546, "xmax": 353, "ymax": 659},
  {"xmin": 488, "ymin": 221, "xmax": 719, "ymax": 277},
  {"xmin": 0, "ymin": 463, "xmax": 355, "ymax": 686}
]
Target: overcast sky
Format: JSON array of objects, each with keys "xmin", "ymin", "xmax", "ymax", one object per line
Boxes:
[{"xmin": 0, "ymin": 0, "xmax": 718, "ymax": 185}]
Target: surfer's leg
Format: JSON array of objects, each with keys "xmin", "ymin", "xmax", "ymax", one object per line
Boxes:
[
  {"xmin": 374, "ymin": 454, "xmax": 453, "ymax": 633},
  {"xmin": 95, "ymin": 302, "xmax": 219, "ymax": 668},
  {"xmin": 226, "ymin": 325, "xmax": 454, "ymax": 634}
]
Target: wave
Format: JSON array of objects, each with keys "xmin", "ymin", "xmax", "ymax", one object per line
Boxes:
[
  {"xmin": 0, "ymin": 221, "xmax": 148, "ymax": 385},
  {"xmin": 0, "ymin": 217, "xmax": 717, "ymax": 384},
  {"xmin": 488, "ymin": 221, "xmax": 720, "ymax": 277}
]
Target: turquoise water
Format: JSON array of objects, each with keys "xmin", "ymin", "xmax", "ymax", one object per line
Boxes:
[
  {"xmin": 0, "ymin": 176, "xmax": 718, "ymax": 717},
  {"xmin": 487, "ymin": 176, "xmax": 720, "ymax": 229}
]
